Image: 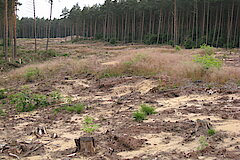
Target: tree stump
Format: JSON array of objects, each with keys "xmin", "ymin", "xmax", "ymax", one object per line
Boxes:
[{"xmin": 74, "ymin": 137, "xmax": 95, "ymax": 154}]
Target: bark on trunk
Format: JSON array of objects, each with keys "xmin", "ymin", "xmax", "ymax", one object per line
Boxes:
[{"xmin": 4, "ymin": 0, "xmax": 8, "ymax": 60}]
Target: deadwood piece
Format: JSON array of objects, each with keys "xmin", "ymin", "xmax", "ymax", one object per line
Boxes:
[
  {"xmin": 195, "ymin": 119, "xmax": 213, "ymax": 134},
  {"xmin": 74, "ymin": 137, "xmax": 95, "ymax": 154},
  {"xmin": 9, "ymin": 153, "xmax": 20, "ymax": 160},
  {"xmin": 23, "ymin": 142, "xmax": 51, "ymax": 157},
  {"xmin": 31, "ymin": 127, "xmax": 47, "ymax": 138}
]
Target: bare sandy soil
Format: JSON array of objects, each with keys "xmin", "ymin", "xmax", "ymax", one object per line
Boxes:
[{"xmin": 0, "ymin": 39, "xmax": 240, "ymax": 160}]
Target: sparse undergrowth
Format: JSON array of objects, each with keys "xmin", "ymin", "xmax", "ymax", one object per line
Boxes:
[
  {"xmin": 82, "ymin": 116, "xmax": 99, "ymax": 134},
  {"xmin": 140, "ymin": 104, "xmax": 156, "ymax": 115},
  {"xmin": 1, "ymin": 43, "xmax": 240, "ymax": 87},
  {"xmin": 197, "ymin": 136, "xmax": 209, "ymax": 151},
  {"xmin": 8, "ymin": 89, "xmax": 61, "ymax": 112},
  {"xmin": 24, "ymin": 67, "xmax": 41, "ymax": 82},
  {"xmin": 0, "ymin": 89, "xmax": 7, "ymax": 99},
  {"xmin": 193, "ymin": 54, "xmax": 223, "ymax": 69},
  {"xmin": 208, "ymin": 129, "xmax": 216, "ymax": 136},
  {"xmin": 2, "ymin": 58, "xmax": 94, "ymax": 84},
  {"xmin": 175, "ymin": 45, "xmax": 182, "ymax": 51},
  {"xmin": 54, "ymin": 103, "xmax": 85, "ymax": 114},
  {"xmin": 200, "ymin": 44, "xmax": 215, "ymax": 55},
  {"xmin": 133, "ymin": 111, "xmax": 147, "ymax": 122},
  {"xmin": 133, "ymin": 104, "xmax": 156, "ymax": 122},
  {"xmin": 100, "ymin": 52, "xmax": 239, "ymax": 85}
]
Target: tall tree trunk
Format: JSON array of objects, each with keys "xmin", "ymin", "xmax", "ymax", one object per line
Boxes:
[
  {"xmin": 211, "ymin": 8, "xmax": 219, "ymax": 46},
  {"xmin": 46, "ymin": 0, "xmax": 53, "ymax": 51},
  {"xmin": 94, "ymin": 19, "xmax": 97, "ymax": 38},
  {"xmin": 157, "ymin": 9, "xmax": 162, "ymax": 44},
  {"xmin": 4, "ymin": 0, "xmax": 8, "ymax": 61},
  {"xmin": 205, "ymin": 1, "xmax": 210, "ymax": 44},
  {"xmin": 140, "ymin": 11, "xmax": 145, "ymax": 42},
  {"xmin": 9, "ymin": 8, "xmax": 13, "ymax": 58},
  {"xmin": 227, "ymin": 0, "xmax": 235, "ymax": 48},
  {"xmin": 124, "ymin": 12, "xmax": 128, "ymax": 43},
  {"xmin": 152, "ymin": 12, "xmax": 155, "ymax": 35},
  {"xmin": 173, "ymin": 0, "xmax": 177, "ymax": 45},
  {"xmin": 195, "ymin": 0, "xmax": 198, "ymax": 47},
  {"xmin": 149, "ymin": 9, "xmax": 152, "ymax": 34},
  {"xmin": 216, "ymin": 3, "xmax": 223, "ymax": 47},
  {"xmin": 33, "ymin": 0, "xmax": 37, "ymax": 53},
  {"xmin": 233, "ymin": 5, "xmax": 239, "ymax": 46},
  {"xmin": 103, "ymin": 15, "xmax": 107, "ymax": 40},
  {"xmin": 13, "ymin": 0, "xmax": 17, "ymax": 59},
  {"xmin": 132, "ymin": 9, "xmax": 136, "ymax": 42},
  {"xmin": 64, "ymin": 23, "xmax": 67, "ymax": 41},
  {"xmin": 202, "ymin": 0, "xmax": 206, "ymax": 38}
]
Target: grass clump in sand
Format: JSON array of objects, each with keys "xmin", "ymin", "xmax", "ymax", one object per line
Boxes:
[
  {"xmin": 54, "ymin": 103, "xmax": 85, "ymax": 114},
  {"xmin": 133, "ymin": 104, "xmax": 156, "ymax": 122}
]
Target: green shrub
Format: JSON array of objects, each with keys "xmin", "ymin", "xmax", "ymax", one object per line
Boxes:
[
  {"xmin": 197, "ymin": 136, "xmax": 208, "ymax": 150},
  {"xmin": 144, "ymin": 34, "xmax": 158, "ymax": 45},
  {"xmin": 1, "ymin": 99, "xmax": 7, "ymax": 104},
  {"xmin": 133, "ymin": 111, "xmax": 146, "ymax": 122},
  {"xmin": 208, "ymin": 129, "xmax": 216, "ymax": 136},
  {"xmin": 59, "ymin": 53, "xmax": 70, "ymax": 57},
  {"xmin": 109, "ymin": 38, "xmax": 116, "ymax": 45},
  {"xmin": 184, "ymin": 39, "xmax": 195, "ymax": 49},
  {"xmin": 95, "ymin": 33, "xmax": 103, "ymax": 40},
  {"xmin": 49, "ymin": 91, "xmax": 62, "ymax": 101},
  {"xmin": 193, "ymin": 55, "xmax": 223, "ymax": 69},
  {"xmin": 9, "ymin": 91, "xmax": 49, "ymax": 112},
  {"xmin": 24, "ymin": 67, "xmax": 40, "ymax": 82},
  {"xmin": 46, "ymin": 49, "xmax": 58, "ymax": 57},
  {"xmin": 38, "ymin": 49, "xmax": 58, "ymax": 57},
  {"xmin": 200, "ymin": 44, "xmax": 214, "ymax": 55},
  {"xmin": 175, "ymin": 45, "xmax": 182, "ymax": 51},
  {"xmin": 0, "ymin": 108, "xmax": 6, "ymax": 116},
  {"xmin": 140, "ymin": 104, "xmax": 156, "ymax": 115},
  {"xmin": 0, "ymin": 89, "xmax": 7, "ymax": 100},
  {"xmin": 82, "ymin": 116, "xmax": 99, "ymax": 134},
  {"xmin": 54, "ymin": 103, "xmax": 85, "ymax": 114},
  {"xmin": 123, "ymin": 54, "xmax": 146, "ymax": 66}
]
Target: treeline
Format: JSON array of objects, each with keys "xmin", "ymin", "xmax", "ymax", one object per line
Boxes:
[
  {"xmin": 1, "ymin": 0, "xmax": 240, "ymax": 49},
  {"xmin": 0, "ymin": 0, "xmax": 17, "ymax": 60}
]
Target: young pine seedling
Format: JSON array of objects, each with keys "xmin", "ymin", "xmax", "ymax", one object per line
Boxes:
[
  {"xmin": 197, "ymin": 136, "xmax": 209, "ymax": 151},
  {"xmin": 208, "ymin": 129, "xmax": 216, "ymax": 136},
  {"xmin": 140, "ymin": 104, "xmax": 156, "ymax": 115},
  {"xmin": 82, "ymin": 116, "xmax": 99, "ymax": 134},
  {"xmin": 133, "ymin": 111, "xmax": 146, "ymax": 122}
]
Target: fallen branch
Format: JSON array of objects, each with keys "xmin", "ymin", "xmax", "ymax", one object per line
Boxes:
[
  {"xmin": 67, "ymin": 153, "xmax": 76, "ymax": 157},
  {"xmin": 9, "ymin": 153, "xmax": 20, "ymax": 160},
  {"xmin": 23, "ymin": 142, "xmax": 51, "ymax": 157}
]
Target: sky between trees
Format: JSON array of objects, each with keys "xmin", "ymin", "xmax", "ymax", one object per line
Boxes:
[{"xmin": 18, "ymin": 0, "xmax": 105, "ymax": 18}]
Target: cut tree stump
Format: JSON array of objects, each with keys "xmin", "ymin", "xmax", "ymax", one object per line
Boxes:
[{"xmin": 74, "ymin": 137, "xmax": 95, "ymax": 154}]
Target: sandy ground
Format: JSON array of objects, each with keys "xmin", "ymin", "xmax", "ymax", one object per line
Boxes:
[{"xmin": 0, "ymin": 39, "xmax": 240, "ymax": 160}]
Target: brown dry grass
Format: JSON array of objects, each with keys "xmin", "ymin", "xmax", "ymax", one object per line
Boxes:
[
  {"xmin": 100, "ymin": 52, "xmax": 240, "ymax": 85},
  {"xmin": 205, "ymin": 67, "xmax": 240, "ymax": 84},
  {"xmin": 0, "ymin": 58, "xmax": 96, "ymax": 84},
  {"xmin": 1, "ymin": 39, "xmax": 239, "ymax": 87}
]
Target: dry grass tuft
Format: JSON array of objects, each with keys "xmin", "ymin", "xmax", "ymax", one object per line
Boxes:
[
  {"xmin": 2, "ymin": 58, "xmax": 96, "ymax": 83},
  {"xmin": 100, "ymin": 52, "xmax": 240, "ymax": 85},
  {"xmin": 100, "ymin": 53, "xmax": 202, "ymax": 78},
  {"xmin": 205, "ymin": 67, "xmax": 240, "ymax": 84}
]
